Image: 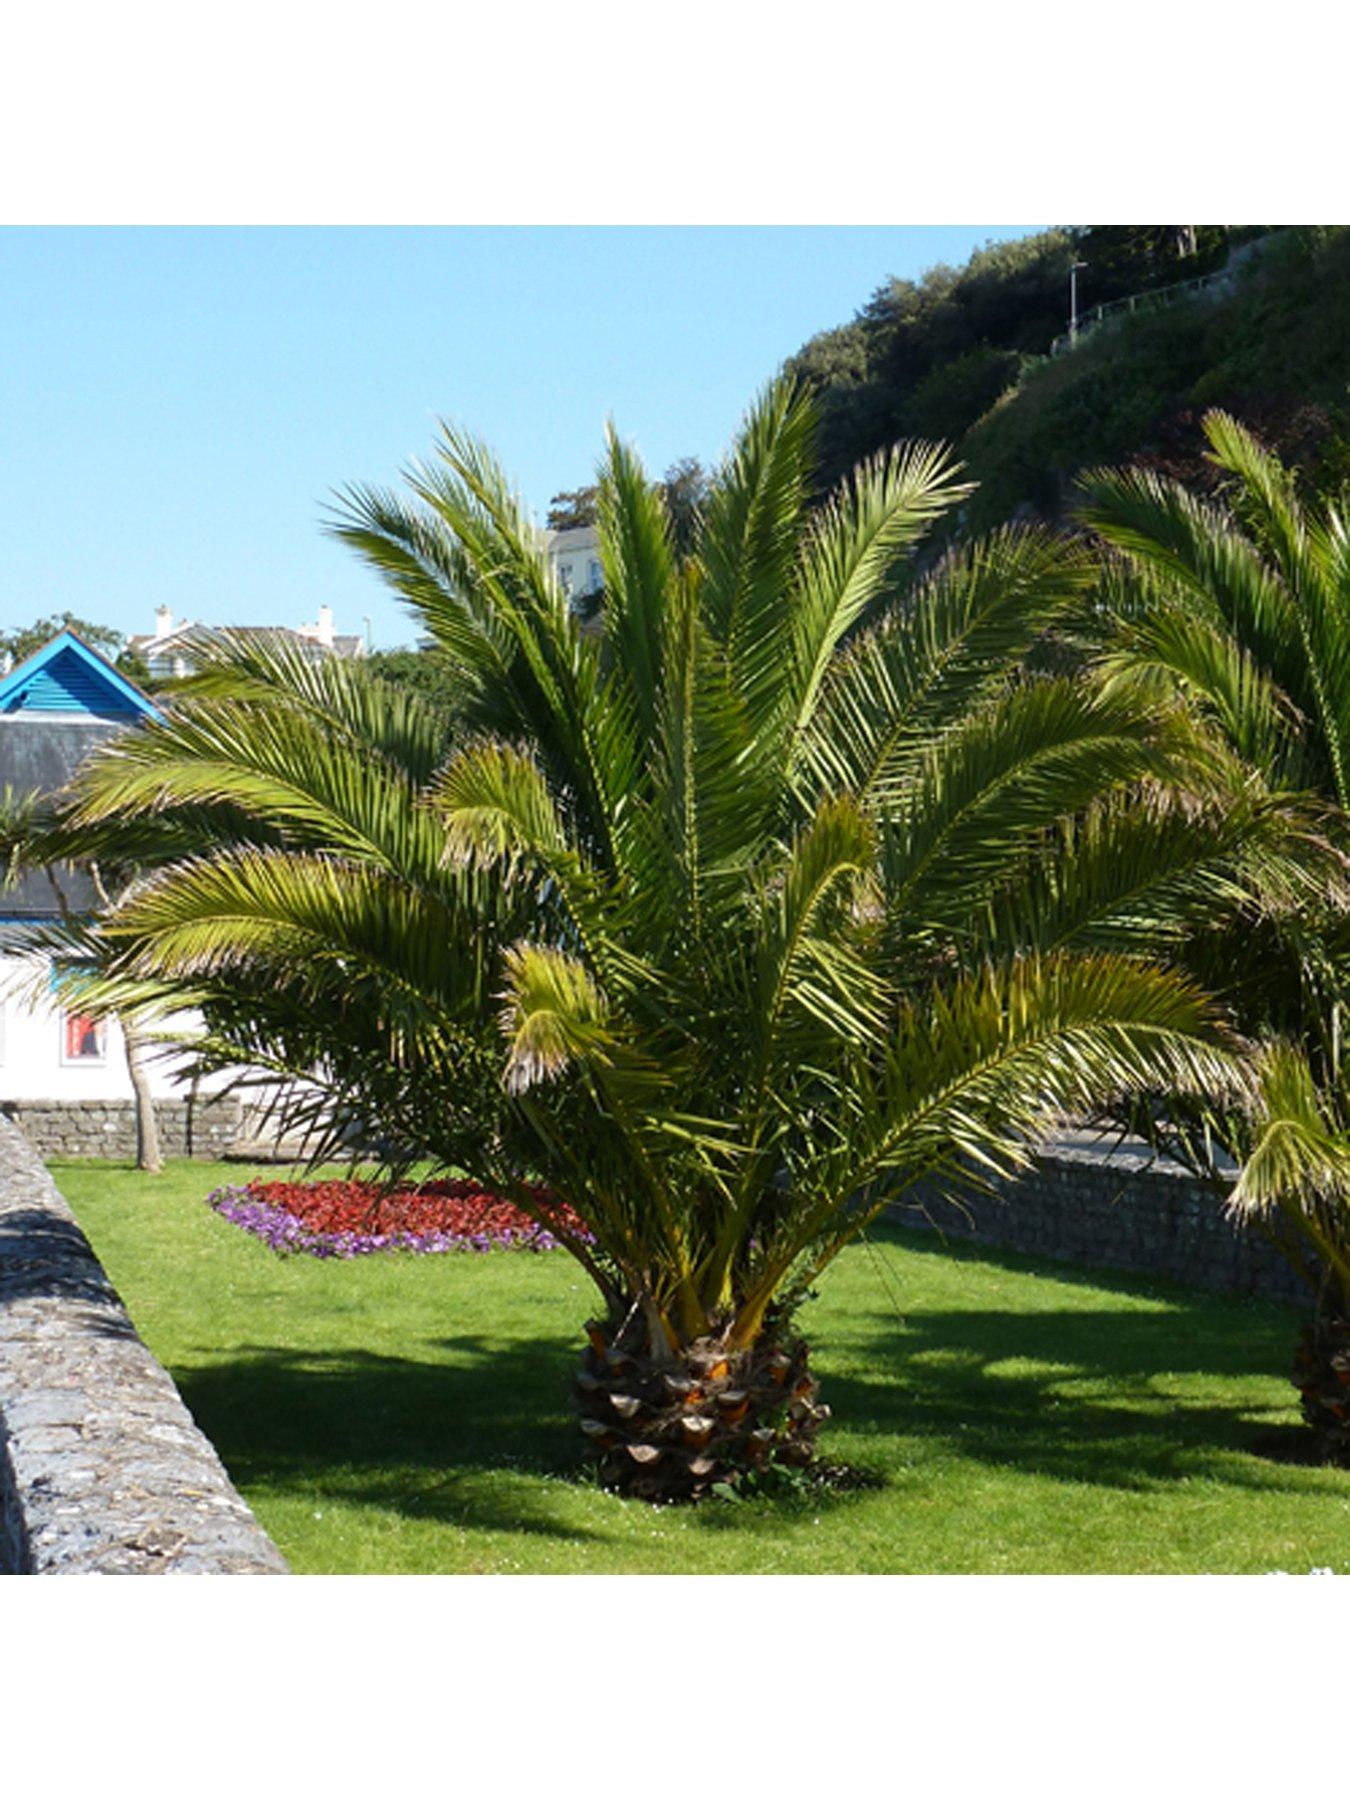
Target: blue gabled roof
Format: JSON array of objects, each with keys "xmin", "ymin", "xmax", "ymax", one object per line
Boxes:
[{"xmin": 0, "ymin": 630, "xmax": 157, "ymax": 721}]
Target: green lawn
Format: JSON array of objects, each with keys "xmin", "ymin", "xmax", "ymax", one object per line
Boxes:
[{"xmin": 51, "ymin": 1157, "xmax": 1350, "ymax": 1574}]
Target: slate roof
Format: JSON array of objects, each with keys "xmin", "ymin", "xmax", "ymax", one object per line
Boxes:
[
  {"xmin": 0, "ymin": 716, "xmax": 125, "ymax": 806},
  {"xmin": 0, "ymin": 719, "xmax": 120, "ymax": 918}
]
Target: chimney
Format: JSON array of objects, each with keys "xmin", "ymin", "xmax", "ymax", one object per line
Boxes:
[
  {"xmin": 155, "ymin": 604, "xmax": 174, "ymax": 639},
  {"xmin": 315, "ymin": 603, "xmax": 335, "ymax": 649}
]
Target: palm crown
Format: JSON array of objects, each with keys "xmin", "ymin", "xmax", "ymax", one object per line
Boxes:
[{"xmin": 60, "ymin": 379, "xmax": 1251, "ymax": 1494}]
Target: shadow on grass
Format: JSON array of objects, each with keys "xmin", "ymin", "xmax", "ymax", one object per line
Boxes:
[
  {"xmin": 823, "ymin": 1296, "xmax": 1318, "ymax": 1496},
  {"xmin": 168, "ymin": 1236, "xmax": 1330, "ymax": 1542},
  {"xmin": 804, "ymin": 1222, "xmax": 1326, "ymax": 1493},
  {"xmin": 822, "ymin": 1224, "xmax": 1324, "ymax": 1490},
  {"xmin": 172, "ymin": 1331, "xmax": 604, "ymax": 1541},
  {"xmin": 875, "ymin": 1218, "xmax": 1314, "ymax": 1315}
]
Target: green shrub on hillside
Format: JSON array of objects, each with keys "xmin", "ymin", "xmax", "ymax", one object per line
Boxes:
[
  {"xmin": 963, "ymin": 227, "xmax": 1350, "ymax": 527},
  {"xmin": 788, "ymin": 226, "xmax": 1350, "ymax": 532}
]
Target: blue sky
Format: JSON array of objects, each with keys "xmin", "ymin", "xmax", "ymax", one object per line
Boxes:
[{"xmin": 1, "ymin": 227, "xmax": 1045, "ymax": 651}]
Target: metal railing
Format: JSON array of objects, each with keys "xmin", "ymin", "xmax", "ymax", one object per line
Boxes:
[{"xmin": 1050, "ymin": 262, "xmax": 1240, "ymax": 358}]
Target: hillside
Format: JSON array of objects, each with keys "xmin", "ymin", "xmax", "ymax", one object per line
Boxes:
[{"xmin": 787, "ymin": 226, "xmax": 1350, "ymax": 527}]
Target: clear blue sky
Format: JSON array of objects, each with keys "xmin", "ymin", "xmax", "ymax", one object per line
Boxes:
[{"xmin": 1, "ymin": 227, "xmax": 1045, "ymax": 651}]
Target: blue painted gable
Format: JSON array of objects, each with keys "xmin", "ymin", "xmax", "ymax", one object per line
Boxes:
[{"xmin": 0, "ymin": 631, "xmax": 156, "ymax": 721}]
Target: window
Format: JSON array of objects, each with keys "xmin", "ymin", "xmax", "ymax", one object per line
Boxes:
[
  {"xmin": 60, "ymin": 1012, "xmax": 107, "ymax": 1066},
  {"xmin": 588, "ymin": 559, "xmax": 602, "ymax": 592},
  {"xmin": 557, "ymin": 563, "xmax": 575, "ymax": 596}
]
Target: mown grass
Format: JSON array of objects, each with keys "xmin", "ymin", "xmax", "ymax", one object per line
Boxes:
[{"xmin": 52, "ymin": 1158, "xmax": 1350, "ymax": 1574}]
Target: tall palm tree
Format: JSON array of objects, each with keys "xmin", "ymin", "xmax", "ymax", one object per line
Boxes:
[
  {"xmin": 61, "ymin": 380, "xmax": 1256, "ymax": 1498},
  {"xmin": 1080, "ymin": 411, "xmax": 1350, "ymax": 1460}
]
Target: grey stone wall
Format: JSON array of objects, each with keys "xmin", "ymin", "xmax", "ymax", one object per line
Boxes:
[
  {"xmin": 894, "ymin": 1137, "xmax": 1314, "ymax": 1308},
  {"xmin": 0, "ymin": 1094, "xmax": 244, "ymax": 1160},
  {"xmin": 0, "ymin": 1116, "xmax": 287, "ymax": 1574}
]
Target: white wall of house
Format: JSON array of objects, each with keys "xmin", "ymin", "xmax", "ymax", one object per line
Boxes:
[
  {"xmin": 546, "ymin": 525, "xmax": 604, "ymax": 602},
  {"xmin": 0, "ymin": 953, "xmax": 226, "ymax": 1103}
]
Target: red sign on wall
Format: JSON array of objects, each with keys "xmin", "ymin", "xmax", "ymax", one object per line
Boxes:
[{"xmin": 62, "ymin": 1014, "xmax": 105, "ymax": 1062}]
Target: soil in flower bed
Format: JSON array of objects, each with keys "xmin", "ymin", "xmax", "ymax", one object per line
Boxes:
[{"xmin": 208, "ymin": 1176, "xmax": 587, "ymax": 1259}]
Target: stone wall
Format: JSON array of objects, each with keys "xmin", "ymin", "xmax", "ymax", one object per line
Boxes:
[
  {"xmin": 894, "ymin": 1137, "xmax": 1313, "ymax": 1308},
  {"xmin": 0, "ymin": 1094, "xmax": 245, "ymax": 1160},
  {"xmin": 0, "ymin": 1116, "xmax": 287, "ymax": 1574}
]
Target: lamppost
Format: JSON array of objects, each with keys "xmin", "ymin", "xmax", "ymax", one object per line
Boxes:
[{"xmin": 1069, "ymin": 260, "xmax": 1088, "ymax": 345}]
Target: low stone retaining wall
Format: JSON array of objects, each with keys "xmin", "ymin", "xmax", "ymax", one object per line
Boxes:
[
  {"xmin": 1, "ymin": 1094, "xmax": 245, "ymax": 1160},
  {"xmin": 894, "ymin": 1136, "xmax": 1313, "ymax": 1308},
  {"xmin": 0, "ymin": 1116, "xmax": 286, "ymax": 1574}
]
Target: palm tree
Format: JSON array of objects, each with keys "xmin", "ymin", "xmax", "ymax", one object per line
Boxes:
[
  {"xmin": 1080, "ymin": 411, "xmax": 1350, "ymax": 1460},
  {"xmin": 60, "ymin": 380, "xmax": 1253, "ymax": 1498}
]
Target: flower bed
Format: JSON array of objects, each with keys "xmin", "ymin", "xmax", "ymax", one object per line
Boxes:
[{"xmin": 207, "ymin": 1176, "xmax": 585, "ymax": 1259}]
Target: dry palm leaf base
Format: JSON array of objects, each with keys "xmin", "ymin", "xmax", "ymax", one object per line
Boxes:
[
  {"xmin": 575, "ymin": 1321, "xmax": 828, "ymax": 1502},
  {"xmin": 1293, "ymin": 1310, "xmax": 1350, "ymax": 1467}
]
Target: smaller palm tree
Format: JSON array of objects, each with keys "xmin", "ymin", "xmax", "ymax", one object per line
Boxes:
[
  {"xmin": 60, "ymin": 381, "xmax": 1260, "ymax": 1498},
  {"xmin": 1080, "ymin": 410, "xmax": 1350, "ymax": 1460}
]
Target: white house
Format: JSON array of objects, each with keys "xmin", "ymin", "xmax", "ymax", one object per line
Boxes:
[
  {"xmin": 127, "ymin": 603, "xmax": 367, "ymax": 683},
  {"xmin": 0, "ymin": 631, "xmax": 226, "ymax": 1119},
  {"xmin": 545, "ymin": 525, "xmax": 604, "ymax": 606}
]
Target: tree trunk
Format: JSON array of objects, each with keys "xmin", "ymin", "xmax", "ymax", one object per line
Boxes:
[
  {"xmin": 122, "ymin": 1016, "xmax": 164, "ymax": 1174},
  {"xmin": 574, "ymin": 1317, "xmax": 827, "ymax": 1502},
  {"xmin": 1292, "ymin": 1304, "xmax": 1350, "ymax": 1464}
]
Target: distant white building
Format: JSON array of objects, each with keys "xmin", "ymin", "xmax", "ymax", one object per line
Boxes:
[
  {"xmin": 0, "ymin": 630, "xmax": 227, "ymax": 1113},
  {"xmin": 545, "ymin": 525, "xmax": 604, "ymax": 607},
  {"xmin": 127, "ymin": 604, "xmax": 367, "ymax": 682}
]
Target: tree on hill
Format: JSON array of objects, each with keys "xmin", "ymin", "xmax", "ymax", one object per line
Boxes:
[
  {"xmin": 962, "ymin": 227, "xmax": 1350, "ymax": 530},
  {"xmin": 785, "ymin": 227, "xmax": 1253, "ymax": 501},
  {"xmin": 655, "ymin": 456, "xmax": 711, "ymax": 558},
  {"xmin": 788, "ymin": 230, "xmax": 1079, "ymax": 492},
  {"xmin": 1073, "ymin": 226, "xmax": 1232, "ymax": 298}
]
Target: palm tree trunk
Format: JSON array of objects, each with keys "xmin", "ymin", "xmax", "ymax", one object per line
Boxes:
[
  {"xmin": 1292, "ymin": 1300, "xmax": 1350, "ymax": 1465},
  {"xmin": 122, "ymin": 1016, "xmax": 164, "ymax": 1174},
  {"xmin": 574, "ymin": 1317, "xmax": 826, "ymax": 1501}
]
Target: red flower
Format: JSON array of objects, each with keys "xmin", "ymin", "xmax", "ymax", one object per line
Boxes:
[{"xmin": 243, "ymin": 1176, "xmax": 585, "ymax": 1244}]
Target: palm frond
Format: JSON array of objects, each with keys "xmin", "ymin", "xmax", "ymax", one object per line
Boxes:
[
  {"xmin": 882, "ymin": 677, "xmax": 1192, "ymax": 943},
  {"xmin": 1229, "ymin": 1043, "xmax": 1350, "ymax": 1220},
  {"xmin": 597, "ymin": 427, "xmax": 676, "ymax": 742},
  {"xmin": 700, "ymin": 376, "xmax": 816, "ymax": 679},
  {"xmin": 783, "ymin": 438, "xmax": 971, "ymax": 747},
  {"xmin": 500, "ymin": 943, "xmax": 614, "ymax": 1094},
  {"xmin": 802, "ymin": 525, "xmax": 1094, "ymax": 812}
]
